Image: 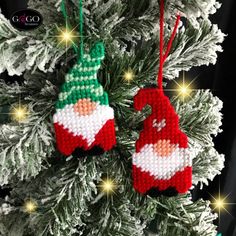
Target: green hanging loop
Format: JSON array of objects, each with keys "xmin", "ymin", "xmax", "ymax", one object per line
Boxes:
[
  {"xmin": 79, "ymin": 0, "xmax": 84, "ymax": 59},
  {"xmin": 60, "ymin": 0, "xmax": 84, "ymax": 59},
  {"xmin": 60, "ymin": 0, "xmax": 67, "ymax": 20}
]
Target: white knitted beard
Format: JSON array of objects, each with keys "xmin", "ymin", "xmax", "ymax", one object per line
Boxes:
[
  {"xmin": 133, "ymin": 144, "xmax": 192, "ymax": 180},
  {"xmin": 53, "ymin": 103, "xmax": 114, "ymax": 145}
]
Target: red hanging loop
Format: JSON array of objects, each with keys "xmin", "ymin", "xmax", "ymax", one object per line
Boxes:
[{"xmin": 157, "ymin": 0, "xmax": 180, "ymax": 90}]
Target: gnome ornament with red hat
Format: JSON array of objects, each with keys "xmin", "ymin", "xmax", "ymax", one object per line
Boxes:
[{"xmin": 132, "ymin": 0, "xmax": 192, "ymax": 196}]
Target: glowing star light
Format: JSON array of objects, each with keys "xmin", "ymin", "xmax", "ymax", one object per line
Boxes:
[
  {"xmin": 10, "ymin": 103, "xmax": 29, "ymax": 122},
  {"xmin": 57, "ymin": 26, "xmax": 79, "ymax": 48},
  {"xmin": 211, "ymin": 193, "xmax": 236, "ymax": 214},
  {"xmin": 215, "ymin": 197, "xmax": 226, "ymax": 209},
  {"xmin": 91, "ymin": 177, "xmax": 118, "ymax": 204},
  {"xmin": 166, "ymin": 72, "xmax": 197, "ymax": 101},
  {"xmin": 209, "ymin": 184, "xmax": 236, "ymax": 222},
  {"xmin": 175, "ymin": 72, "xmax": 193, "ymax": 100},
  {"xmin": 177, "ymin": 82, "xmax": 192, "ymax": 99},
  {"xmin": 23, "ymin": 199, "xmax": 38, "ymax": 214},
  {"xmin": 123, "ymin": 69, "xmax": 135, "ymax": 83},
  {"xmin": 100, "ymin": 178, "xmax": 116, "ymax": 194}
]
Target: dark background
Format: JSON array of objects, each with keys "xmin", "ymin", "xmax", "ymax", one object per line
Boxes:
[
  {"xmin": 0, "ymin": 0, "xmax": 235, "ymax": 235},
  {"xmin": 191, "ymin": 1, "xmax": 236, "ymax": 235}
]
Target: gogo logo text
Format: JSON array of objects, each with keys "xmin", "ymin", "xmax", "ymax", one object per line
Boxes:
[{"xmin": 10, "ymin": 9, "xmax": 43, "ymax": 31}]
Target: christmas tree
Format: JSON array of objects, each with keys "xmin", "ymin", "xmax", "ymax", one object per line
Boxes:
[{"xmin": 0, "ymin": 0, "xmax": 225, "ymax": 235}]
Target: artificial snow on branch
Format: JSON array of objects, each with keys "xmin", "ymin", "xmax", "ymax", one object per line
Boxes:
[
  {"xmin": 175, "ymin": 90, "xmax": 223, "ymax": 145},
  {"xmin": 0, "ymin": 0, "xmax": 224, "ymax": 78},
  {"xmin": 0, "ymin": 77, "xmax": 56, "ymax": 185},
  {"xmin": 174, "ymin": 90, "xmax": 224, "ymax": 187},
  {"xmin": 0, "ymin": 13, "xmax": 66, "ymax": 76},
  {"xmin": 155, "ymin": 194, "xmax": 218, "ymax": 236},
  {"xmin": 0, "ymin": 158, "xmax": 99, "ymax": 235},
  {"xmin": 168, "ymin": 0, "xmax": 221, "ymax": 27},
  {"xmin": 0, "ymin": 0, "xmax": 225, "ymax": 235},
  {"xmin": 192, "ymin": 146, "xmax": 224, "ymax": 188},
  {"xmin": 0, "ymin": 107, "xmax": 54, "ymax": 185},
  {"xmin": 164, "ymin": 20, "xmax": 224, "ymax": 79}
]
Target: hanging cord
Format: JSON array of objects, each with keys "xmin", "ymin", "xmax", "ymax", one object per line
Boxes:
[
  {"xmin": 78, "ymin": 0, "xmax": 84, "ymax": 59},
  {"xmin": 157, "ymin": 0, "xmax": 180, "ymax": 91},
  {"xmin": 61, "ymin": 0, "xmax": 84, "ymax": 59}
]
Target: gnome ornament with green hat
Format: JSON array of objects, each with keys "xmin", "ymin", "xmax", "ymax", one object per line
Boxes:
[
  {"xmin": 53, "ymin": 0, "xmax": 116, "ymax": 156},
  {"xmin": 53, "ymin": 42, "xmax": 116, "ymax": 156}
]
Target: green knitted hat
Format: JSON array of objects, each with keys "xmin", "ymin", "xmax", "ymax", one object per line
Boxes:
[{"xmin": 56, "ymin": 42, "xmax": 109, "ymax": 110}]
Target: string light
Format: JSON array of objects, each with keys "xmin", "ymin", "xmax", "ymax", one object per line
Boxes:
[
  {"xmin": 23, "ymin": 199, "xmax": 38, "ymax": 214},
  {"xmin": 123, "ymin": 69, "xmax": 135, "ymax": 83},
  {"xmin": 9, "ymin": 103, "xmax": 29, "ymax": 122}
]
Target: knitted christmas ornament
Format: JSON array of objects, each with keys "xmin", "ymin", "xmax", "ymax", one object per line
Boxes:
[
  {"xmin": 53, "ymin": 0, "xmax": 116, "ymax": 156},
  {"xmin": 53, "ymin": 42, "xmax": 116, "ymax": 156},
  {"xmin": 132, "ymin": 0, "xmax": 192, "ymax": 196}
]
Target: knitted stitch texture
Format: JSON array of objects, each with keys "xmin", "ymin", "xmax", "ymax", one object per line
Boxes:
[
  {"xmin": 53, "ymin": 42, "xmax": 116, "ymax": 156},
  {"xmin": 132, "ymin": 0, "xmax": 192, "ymax": 196},
  {"xmin": 132, "ymin": 88, "xmax": 192, "ymax": 194}
]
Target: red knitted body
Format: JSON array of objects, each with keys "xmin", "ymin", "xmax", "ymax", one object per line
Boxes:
[
  {"xmin": 54, "ymin": 119, "xmax": 116, "ymax": 156},
  {"xmin": 132, "ymin": 88, "xmax": 192, "ymax": 194},
  {"xmin": 133, "ymin": 165, "xmax": 192, "ymax": 194}
]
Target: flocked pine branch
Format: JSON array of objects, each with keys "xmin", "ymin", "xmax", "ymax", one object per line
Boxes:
[
  {"xmin": 0, "ymin": 110, "xmax": 53, "ymax": 185},
  {"xmin": 0, "ymin": 74, "xmax": 57, "ymax": 185},
  {"xmin": 0, "ymin": 153, "xmax": 219, "ymax": 236},
  {"xmin": 168, "ymin": 0, "xmax": 221, "ymax": 27},
  {"xmin": 0, "ymin": 0, "xmax": 225, "ymax": 77},
  {"xmin": 0, "ymin": 0, "xmax": 225, "ymax": 235},
  {"xmin": 0, "ymin": 78, "xmax": 224, "ymax": 236},
  {"xmin": 155, "ymin": 194, "xmax": 218, "ymax": 236},
  {"xmin": 175, "ymin": 90, "xmax": 223, "ymax": 146},
  {"xmin": 0, "ymin": 13, "xmax": 65, "ymax": 76},
  {"xmin": 174, "ymin": 90, "xmax": 225, "ymax": 187},
  {"xmin": 192, "ymin": 147, "xmax": 224, "ymax": 188},
  {"xmin": 164, "ymin": 20, "xmax": 224, "ymax": 79}
]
